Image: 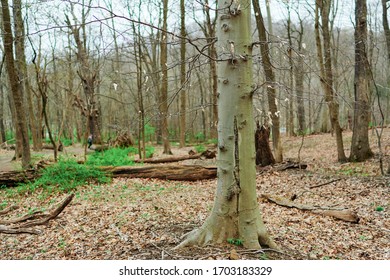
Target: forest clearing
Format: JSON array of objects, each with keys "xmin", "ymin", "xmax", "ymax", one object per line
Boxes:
[{"xmin": 0, "ymin": 129, "xmax": 388, "ymax": 260}]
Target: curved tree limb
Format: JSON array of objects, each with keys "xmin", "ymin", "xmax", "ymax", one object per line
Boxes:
[{"xmin": 0, "ymin": 194, "xmax": 74, "ymax": 234}]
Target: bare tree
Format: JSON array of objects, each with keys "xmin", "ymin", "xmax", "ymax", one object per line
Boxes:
[
  {"xmin": 31, "ymin": 38, "xmax": 58, "ymax": 161},
  {"xmin": 65, "ymin": 1, "xmax": 102, "ymax": 144}
]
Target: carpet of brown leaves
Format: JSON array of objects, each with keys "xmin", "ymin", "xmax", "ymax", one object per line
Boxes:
[{"xmin": 0, "ymin": 129, "xmax": 389, "ymax": 260}]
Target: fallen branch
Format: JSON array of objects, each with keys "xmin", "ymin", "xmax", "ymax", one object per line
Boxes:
[
  {"xmin": 0, "ymin": 205, "xmax": 19, "ymax": 216},
  {"xmin": 308, "ymin": 178, "xmax": 342, "ymax": 189},
  {"xmin": 0, "ymin": 209, "xmax": 45, "ymax": 225},
  {"xmin": 261, "ymin": 194, "xmax": 359, "ymax": 223},
  {"xmin": 0, "ymin": 194, "xmax": 74, "ymax": 234},
  {"xmin": 0, "ymin": 225, "xmax": 40, "ymax": 234}
]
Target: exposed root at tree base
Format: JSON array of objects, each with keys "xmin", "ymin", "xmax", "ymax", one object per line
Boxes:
[{"xmin": 175, "ymin": 223, "xmax": 279, "ymax": 251}]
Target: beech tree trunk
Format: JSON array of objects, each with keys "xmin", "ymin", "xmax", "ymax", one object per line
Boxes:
[
  {"xmin": 177, "ymin": 0, "xmax": 277, "ymax": 250},
  {"xmin": 350, "ymin": 0, "xmax": 373, "ymax": 161},
  {"xmin": 1, "ymin": 0, "xmax": 31, "ymax": 169}
]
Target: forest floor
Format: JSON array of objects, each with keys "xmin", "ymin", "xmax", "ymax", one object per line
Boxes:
[{"xmin": 0, "ymin": 128, "xmax": 389, "ymax": 260}]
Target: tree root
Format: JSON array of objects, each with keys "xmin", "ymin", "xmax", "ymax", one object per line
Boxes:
[{"xmin": 175, "ymin": 215, "xmax": 279, "ymax": 251}]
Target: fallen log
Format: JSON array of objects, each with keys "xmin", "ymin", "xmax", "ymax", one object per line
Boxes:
[
  {"xmin": 261, "ymin": 194, "xmax": 359, "ymax": 223},
  {"xmin": 274, "ymin": 161, "xmax": 308, "ymax": 171},
  {"xmin": 102, "ymin": 164, "xmax": 217, "ymax": 181},
  {"xmin": 134, "ymin": 150, "xmax": 216, "ymax": 164},
  {"xmin": 42, "ymin": 143, "xmax": 63, "ymax": 151},
  {"xmin": 92, "ymin": 144, "xmax": 110, "ymax": 152},
  {"xmin": 134, "ymin": 154, "xmax": 201, "ymax": 164},
  {"xmin": 0, "ymin": 169, "xmax": 40, "ymax": 187},
  {"xmin": 0, "ymin": 163, "xmax": 217, "ymax": 187}
]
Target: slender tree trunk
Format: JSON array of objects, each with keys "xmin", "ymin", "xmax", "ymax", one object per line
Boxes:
[
  {"xmin": 381, "ymin": 0, "xmax": 390, "ymax": 173},
  {"xmin": 315, "ymin": 0, "xmax": 347, "ymax": 162},
  {"xmin": 13, "ymin": 0, "xmax": 39, "ymax": 151},
  {"xmin": 1, "ymin": 0, "xmax": 31, "ymax": 169},
  {"xmin": 196, "ymin": 68, "xmax": 208, "ymax": 139},
  {"xmin": 350, "ymin": 0, "xmax": 373, "ymax": 161},
  {"xmin": 0, "ymin": 82, "xmax": 6, "ymax": 143},
  {"xmin": 132, "ymin": 16, "xmax": 146, "ymax": 160},
  {"xmin": 7, "ymin": 93, "xmax": 22, "ymax": 159},
  {"xmin": 382, "ymin": 0, "xmax": 390, "ymax": 61},
  {"xmin": 252, "ymin": 0, "xmax": 283, "ymax": 162},
  {"xmin": 204, "ymin": 1, "xmax": 218, "ymax": 139},
  {"xmin": 65, "ymin": 34, "xmax": 74, "ymax": 145},
  {"xmin": 179, "ymin": 0, "xmax": 186, "ymax": 148},
  {"xmin": 160, "ymin": 0, "xmax": 172, "ymax": 154},
  {"xmin": 0, "ymin": 55, "xmax": 6, "ymax": 143},
  {"xmin": 286, "ymin": 12, "xmax": 295, "ymax": 136},
  {"xmin": 178, "ymin": 0, "xmax": 277, "ymax": 250},
  {"xmin": 294, "ymin": 19, "xmax": 306, "ymax": 134},
  {"xmin": 31, "ymin": 37, "xmax": 58, "ymax": 161},
  {"xmin": 295, "ymin": 54, "xmax": 306, "ymax": 133}
]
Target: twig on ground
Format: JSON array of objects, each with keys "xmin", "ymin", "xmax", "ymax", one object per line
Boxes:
[
  {"xmin": 150, "ymin": 242, "xmax": 184, "ymax": 260},
  {"xmin": 238, "ymin": 248, "xmax": 295, "ymax": 258},
  {"xmin": 308, "ymin": 178, "xmax": 342, "ymax": 189}
]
